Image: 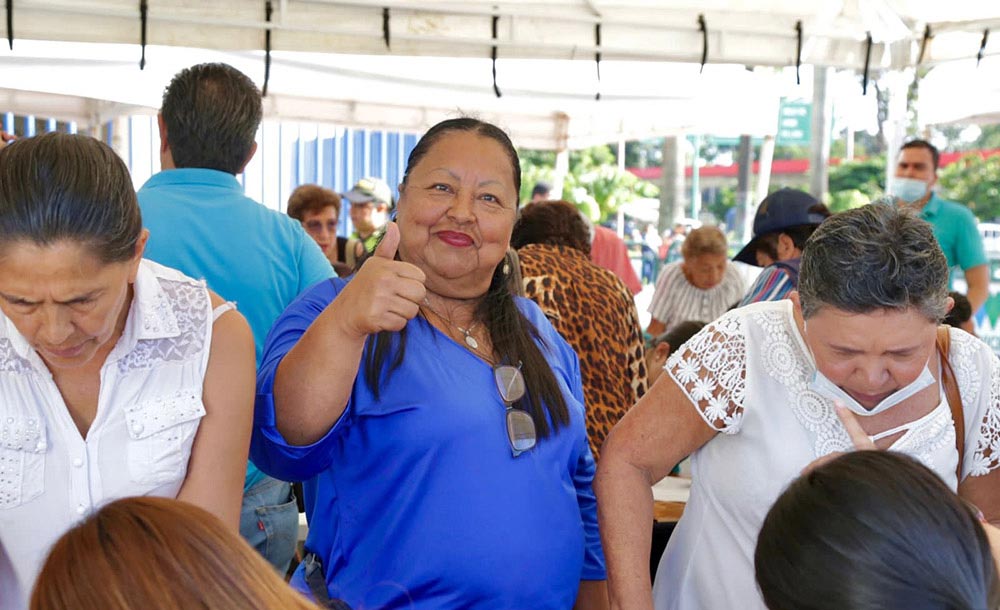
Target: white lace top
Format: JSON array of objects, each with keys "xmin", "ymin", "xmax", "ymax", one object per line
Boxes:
[
  {"xmin": 652, "ymin": 300, "xmax": 1000, "ymax": 610},
  {"xmin": 0, "ymin": 260, "xmax": 214, "ymax": 610}
]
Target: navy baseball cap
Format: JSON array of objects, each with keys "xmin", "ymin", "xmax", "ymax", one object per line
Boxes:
[{"xmin": 733, "ymin": 188, "xmax": 827, "ymax": 266}]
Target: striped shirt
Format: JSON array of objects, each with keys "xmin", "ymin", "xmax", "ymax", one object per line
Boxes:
[
  {"xmin": 738, "ymin": 258, "xmax": 800, "ymax": 307},
  {"xmin": 648, "ymin": 261, "xmax": 746, "ymax": 330}
]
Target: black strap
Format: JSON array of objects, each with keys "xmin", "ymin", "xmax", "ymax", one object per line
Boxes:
[
  {"xmin": 139, "ymin": 0, "xmax": 148, "ymax": 69},
  {"xmin": 491, "ymin": 14, "xmax": 501, "ymax": 98},
  {"xmin": 6, "ymin": 0, "xmax": 13, "ymax": 51},
  {"xmin": 262, "ymin": 0, "xmax": 273, "ymax": 97},
  {"xmin": 698, "ymin": 14, "xmax": 707, "ymax": 73},
  {"xmin": 794, "ymin": 20, "xmax": 802, "ymax": 85},
  {"xmin": 978, "ymin": 28, "xmax": 990, "ymax": 67},
  {"xmin": 917, "ymin": 24, "xmax": 932, "ymax": 66},
  {"xmin": 594, "ymin": 22, "xmax": 601, "ymax": 100},
  {"xmin": 382, "ymin": 7, "xmax": 390, "ymax": 49},
  {"xmin": 302, "ymin": 552, "xmax": 353, "ymax": 609},
  {"xmin": 861, "ymin": 32, "xmax": 872, "ymax": 95}
]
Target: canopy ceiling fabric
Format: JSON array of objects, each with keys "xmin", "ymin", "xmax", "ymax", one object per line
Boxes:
[
  {"xmin": 9, "ymin": 1, "xmax": 1000, "ymax": 69},
  {"xmin": 2, "ymin": 1, "xmax": 999, "ymax": 147},
  {"xmin": 0, "ymin": 41, "xmax": 789, "ymax": 149}
]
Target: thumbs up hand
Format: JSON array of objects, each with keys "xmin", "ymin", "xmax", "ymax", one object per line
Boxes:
[
  {"xmin": 372, "ymin": 220, "xmax": 401, "ymax": 260},
  {"xmin": 334, "ymin": 222, "xmax": 427, "ymax": 338}
]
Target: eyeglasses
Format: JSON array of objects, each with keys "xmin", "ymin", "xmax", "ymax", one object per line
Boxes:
[
  {"xmin": 304, "ymin": 219, "xmax": 338, "ymax": 235},
  {"xmin": 493, "ymin": 364, "xmax": 536, "ymax": 457}
]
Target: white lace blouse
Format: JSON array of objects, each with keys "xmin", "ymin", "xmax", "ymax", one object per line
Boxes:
[
  {"xmin": 652, "ymin": 300, "xmax": 1000, "ymax": 610},
  {"xmin": 0, "ymin": 260, "xmax": 214, "ymax": 610}
]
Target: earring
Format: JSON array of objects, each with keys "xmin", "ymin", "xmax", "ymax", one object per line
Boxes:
[{"xmin": 502, "ymin": 261, "xmax": 511, "ymax": 276}]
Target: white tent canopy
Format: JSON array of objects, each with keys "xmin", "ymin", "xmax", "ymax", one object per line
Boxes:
[
  {"xmin": 9, "ymin": 1, "xmax": 1000, "ymax": 69},
  {"xmin": 0, "ymin": 41, "xmax": 788, "ymax": 148},
  {"xmin": 2, "ymin": 1, "xmax": 999, "ymax": 148}
]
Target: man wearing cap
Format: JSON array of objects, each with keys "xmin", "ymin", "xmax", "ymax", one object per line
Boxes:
[
  {"xmin": 343, "ymin": 177, "xmax": 393, "ymax": 255},
  {"xmin": 735, "ymin": 188, "xmax": 831, "ymax": 306},
  {"xmin": 892, "ymin": 139, "xmax": 988, "ymax": 315}
]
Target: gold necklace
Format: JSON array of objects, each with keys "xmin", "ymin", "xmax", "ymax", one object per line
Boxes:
[{"xmin": 421, "ymin": 298, "xmax": 481, "ymax": 350}]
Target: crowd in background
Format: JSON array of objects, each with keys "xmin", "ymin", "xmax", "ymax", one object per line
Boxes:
[{"xmin": 0, "ymin": 60, "xmax": 999, "ymax": 610}]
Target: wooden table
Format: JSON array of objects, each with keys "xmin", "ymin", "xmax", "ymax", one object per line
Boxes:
[{"xmin": 652, "ymin": 476, "xmax": 690, "ymax": 522}]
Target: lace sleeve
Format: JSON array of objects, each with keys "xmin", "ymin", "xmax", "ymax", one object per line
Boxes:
[
  {"xmin": 665, "ymin": 313, "xmax": 747, "ymax": 434},
  {"xmin": 969, "ymin": 345, "xmax": 1000, "ymax": 476}
]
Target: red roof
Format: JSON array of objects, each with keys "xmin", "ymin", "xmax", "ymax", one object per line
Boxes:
[{"xmin": 627, "ymin": 149, "xmax": 1000, "ymax": 181}]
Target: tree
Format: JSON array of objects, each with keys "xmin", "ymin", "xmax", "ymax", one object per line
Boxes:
[
  {"xmin": 938, "ymin": 153, "xmax": 1000, "ymax": 221},
  {"xmin": 974, "ymin": 125, "xmax": 1000, "ymax": 150},
  {"xmin": 518, "ymin": 144, "xmax": 659, "ymax": 222},
  {"xmin": 624, "ymin": 138, "xmax": 663, "ymax": 168},
  {"xmin": 828, "ymin": 156, "xmax": 886, "ymax": 198},
  {"xmin": 825, "ymin": 155, "xmax": 886, "ymax": 212}
]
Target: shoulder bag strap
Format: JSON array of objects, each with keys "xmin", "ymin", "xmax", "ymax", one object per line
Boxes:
[{"xmin": 936, "ymin": 325, "xmax": 965, "ymax": 483}]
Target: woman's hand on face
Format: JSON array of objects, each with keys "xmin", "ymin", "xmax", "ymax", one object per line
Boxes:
[
  {"xmin": 801, "ymin": 402, "xmax": 877, "ymax": 474},
  {"xmin": 336, "ymin": 222, "xmax": 426, "ymax": 338}
]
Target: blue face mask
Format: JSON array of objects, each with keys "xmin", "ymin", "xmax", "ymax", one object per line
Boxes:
[{"xmin": 890, "ymin": 177, "xmax": 930, "ymax": 204}]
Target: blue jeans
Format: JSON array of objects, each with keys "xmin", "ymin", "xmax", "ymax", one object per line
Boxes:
[{"xmin": 239, "ymin": 475, "xmax": 299, "ymax": 574}]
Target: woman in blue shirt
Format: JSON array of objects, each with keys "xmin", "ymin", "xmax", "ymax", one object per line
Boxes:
[{"xmin": 251, "ymin": 118, "xmax": 607, "ymax": 609}]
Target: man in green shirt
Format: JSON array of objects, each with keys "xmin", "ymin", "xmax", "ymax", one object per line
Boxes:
[
  {"xmin": 891, "ymin": 139, "xmax": 988, "ymax": 314},
  {"xmin": 343, "ymin": 176, "xmax": 393, "ymax": 255}
]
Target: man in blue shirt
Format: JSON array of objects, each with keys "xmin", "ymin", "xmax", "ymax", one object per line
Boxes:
[
  {"xmin": 138, "ymin": 63, "xmax": 333, "ymax": 573},
  {"xmin": 892, "ymin": 139, "xmax": 988, "ymax": 314}
]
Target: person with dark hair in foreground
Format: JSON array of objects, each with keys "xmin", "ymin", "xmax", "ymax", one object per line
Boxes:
[
  {"xmin": 30, "ymin": 497, "xmax": 323, "ymax": 610},
  {"xmin": 596, "ymin": 204, "xmax": 1000, "ymax": 610},
  {"xmin": 251, "ymin": 118, "xmax": 607, "ymax": 609},
  {"xmin": 0, "ymin": 133, "xmax": 254, "ymax": 610},
  {"xmin": 756, "ymin": 450, "xmax": 1000, "ymax": 610}
]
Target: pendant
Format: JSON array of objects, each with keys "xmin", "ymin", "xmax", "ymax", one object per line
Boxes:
[{"xmin": 464, "ymin": 334, "xmax": 479, "ymax": 349}]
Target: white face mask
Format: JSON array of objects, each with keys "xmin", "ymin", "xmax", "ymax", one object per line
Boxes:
[
  {"xmin": 890, "ymin": 177, "xmax": 930, "ymax": 204},
  {"xmin": 809, "ymin": 363, "xmax": 935, "ymax": 416}
]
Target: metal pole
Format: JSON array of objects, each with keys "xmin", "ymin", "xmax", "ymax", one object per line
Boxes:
[
  {"xmin": 809, "ymin": 66, "xmax": 833, "ymax": 200},
  {"xmin": 756, "ymin": 135, "xmax": 775, "ymax": 205},
  {"xmin": 736, "ymin": 134, "xmax": 754, "ymax": 243},
  {"xmin": 690, "ymin": 133, "xmax": 701, "ymax": 220}
]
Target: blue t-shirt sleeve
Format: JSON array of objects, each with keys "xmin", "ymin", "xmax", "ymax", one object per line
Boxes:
[
  {"xmin": 954, "ymin": 206, "xmax": 988, "ymax": 270},
  {"xmin": 251, "ymin": 279, "xmax": 344, "ymax": 481},
  {"xmin": 524, "ymin": 298, "xmax": 607, "ymax": 580},
  {"xmin": 564, "ymin": 351, "xmax": 607, "ymax": 580}
]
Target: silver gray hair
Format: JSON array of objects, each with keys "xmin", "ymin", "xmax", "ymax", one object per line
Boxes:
[{"xmin": 798, "ymin": 203, "xmax": 950, "ymax": 321}]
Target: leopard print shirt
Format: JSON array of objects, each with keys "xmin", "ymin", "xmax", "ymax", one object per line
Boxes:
[{"xmin": 518, "ymin": 244, "xmax": 648, "ymax": 461}]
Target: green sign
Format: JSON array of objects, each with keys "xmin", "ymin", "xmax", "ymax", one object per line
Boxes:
[{"xmin": 776, "ymin": 99, "xmax": 812, "ymax": 146}]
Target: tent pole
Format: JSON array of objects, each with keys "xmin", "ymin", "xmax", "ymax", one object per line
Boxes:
[
  {"xmin": 690, "ymin": 133, "xmax": 700, "ymax": 220},
  {"xmin": 659, "ymin": 135, "xmax": 684, "ymax": 234},
  {"xmin": 809, "ymin": 65, "xmax": 832, "ymax": 201},
  {"xmin": 736, "ymin": 134, "xmax": 753, "ymax": 243},
  {"xmin": 756, "ymin": 134, "xmax": 774, "ymax": 208}
]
